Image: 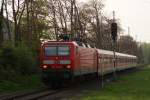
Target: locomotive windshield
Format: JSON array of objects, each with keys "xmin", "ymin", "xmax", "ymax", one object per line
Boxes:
[
  {"xmin": 58, "ymin": 46, "xmax": 70, "ymax": 56},
  {"xmin": 44, "ymin": 46, "xmax": 70, "ymax": 56},
  {"xmin": 45, "ymin": 47, "xmax": 57, "ymax": 56}
]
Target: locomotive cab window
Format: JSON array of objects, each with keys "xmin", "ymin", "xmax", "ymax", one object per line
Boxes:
[
  {"xmin": 58, "ymin": 46, "xmax": 70, "ymax": 56},
  {"xmin": 45, "ymin": 47, "xmax": 57, "ymax": 56},
  {"xmin": 44, "ymin": 46, "xmax": 70, "ymax": 56}
]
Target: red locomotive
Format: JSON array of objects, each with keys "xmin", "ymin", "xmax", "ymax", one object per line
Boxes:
[{"xmin": 40, "ymin": 41, "xmax": 137, "ymax": 87}]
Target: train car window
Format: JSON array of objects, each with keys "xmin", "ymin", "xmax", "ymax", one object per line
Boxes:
[
  {"xmin": 104, "ymin": 58, "xmax": 107, "ymax": 64},
  {"xmin": 45, "ymin": 47, "xmax": 57, "ymax": 56},
  {"xmin": 103, "ymin": 58, "xmax": 108, "ymax": 64},
  {"xmin": 103, "ymin": 58, "xmax": 106, "ymax": 64},
  {"xmin": 58, "ymin": 46, "xmax": 70, "ymax": 56}
]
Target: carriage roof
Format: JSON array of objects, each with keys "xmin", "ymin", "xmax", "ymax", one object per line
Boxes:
[{"xmin": 97, "ymin": 49, "xmax": 137, "ymax": 59}]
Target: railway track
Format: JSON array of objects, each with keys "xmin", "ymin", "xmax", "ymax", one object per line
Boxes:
[
  {"xmin": 0, "ymin": 68, "xmax": 141, "ymax": 100},
  {"xmin": 0, "ymin": 88, "xmax": 60, "ymax": 100}
]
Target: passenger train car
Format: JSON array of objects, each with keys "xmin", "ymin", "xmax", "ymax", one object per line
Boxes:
[{"xmin": 40, "ymin": 41, "xmax": 137, "ymax": 87}]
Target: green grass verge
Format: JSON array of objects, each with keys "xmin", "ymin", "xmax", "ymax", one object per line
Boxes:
[
  {"xmin": 79, "ymin": 65, "xmax": 150, "ymax": 100},
  {"xmin": 0, "ymin": 75, "xmax": 44, "ymax": 93}
]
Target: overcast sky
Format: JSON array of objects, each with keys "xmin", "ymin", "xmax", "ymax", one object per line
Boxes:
[{"xmin": 104, "ymin": 0, "xmax": 150, "ymax": 43}]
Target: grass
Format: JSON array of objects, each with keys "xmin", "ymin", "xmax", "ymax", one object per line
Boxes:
[
  {"xmin": 0, "ymin": 75, "xmax": 44, "ymax": 93},
  {"xmin": 79, "ymin": 65, "xmax": 150, "ymax": 100}
]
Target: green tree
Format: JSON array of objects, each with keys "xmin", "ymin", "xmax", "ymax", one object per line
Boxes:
[{"xmin": 141, "ymin": 43, "xmax": 150, "ymax": 64}]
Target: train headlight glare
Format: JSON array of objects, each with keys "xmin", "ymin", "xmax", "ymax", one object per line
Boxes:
[
  {"xmin": 43, "ymin": 65, "xmax": 48, "ymax": 69},
  {"xmin": 66, "ymin": 65, "xmax": 71, "ymax": 69}
]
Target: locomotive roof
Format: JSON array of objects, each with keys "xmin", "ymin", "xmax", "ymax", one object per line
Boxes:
[
  {"xmin": 41, "ymin": 40, "xmax": 137, "ymax": 59},
  {"xmin": 97, "ymin": 49, "xmax": 137, "ymax": 58},
  {"xmin": 41, "ymin": 41, "xmax": 78, "ymax": 46}
]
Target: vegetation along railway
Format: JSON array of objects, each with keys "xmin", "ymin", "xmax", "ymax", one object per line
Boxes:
[
  {"xmin": 0, "ymin": 88, "xmax": 62, "ymax": 100},
  {"xmin": 40, "ymin": 40, "xmax": 137, "ymax": 88}
]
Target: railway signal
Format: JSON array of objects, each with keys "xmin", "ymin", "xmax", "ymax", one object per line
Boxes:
[{"xmin": 111, "ymin": 22, "xmax": 118, "ymax": 41}]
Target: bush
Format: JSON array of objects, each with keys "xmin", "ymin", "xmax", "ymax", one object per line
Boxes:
[
  {"xmin": 14, "ymin": 44, "xmax": 37, "ymax": 75},
  {"xmin": 0, "ymin": 42, "xmax": 37, "ymax": 81}
]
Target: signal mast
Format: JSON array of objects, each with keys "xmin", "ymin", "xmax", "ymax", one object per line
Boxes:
[{"xmin": 111, "ymin": 11, "xmax": 118, "ymax": 80}]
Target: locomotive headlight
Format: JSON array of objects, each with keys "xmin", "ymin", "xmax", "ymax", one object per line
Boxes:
[
  {"xmin": 43, "ymin": 65, "xmax": 48, "ymax": 69},
  {"xmin": 59, "ymin": 60, "xmax": 71, "ymax": 64},
  {"xmin": 66, "ymin": 65, "xmax": 71, "ymax": 69}
]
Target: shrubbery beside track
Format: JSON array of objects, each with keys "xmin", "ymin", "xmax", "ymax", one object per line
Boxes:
[{"xmin": 0, "ymin": 42, "xmax": 38, "ymax": 81}]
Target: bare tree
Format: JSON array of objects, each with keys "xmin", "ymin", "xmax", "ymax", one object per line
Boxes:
[
  {"xmin": 0, "ymin": 0, "xmax": 4, "ymax": 44},
  {"xmin": 11, "ymin": 0, "xmax": 26, "ymax": 45},
  {"xmin": 4, "ymin": 0, "xmax": 11, "ymax": 40},
  {"xmin": 91, "ymin": 0, "xmax": 104, "ymax": 48}
]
